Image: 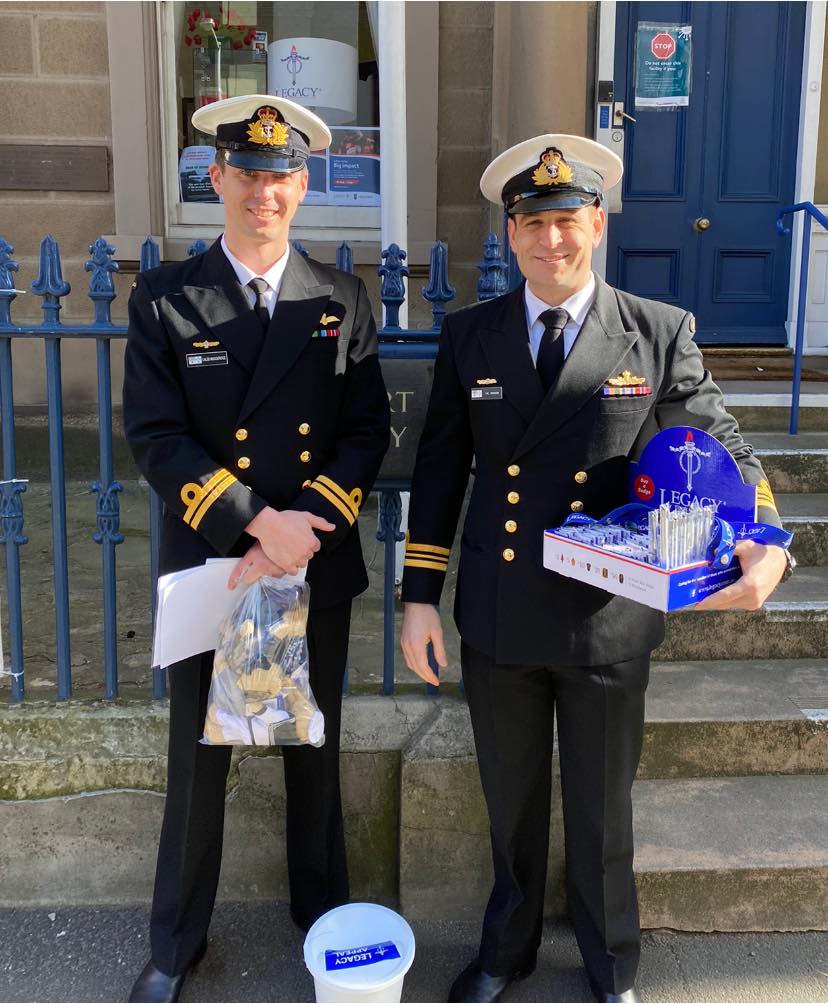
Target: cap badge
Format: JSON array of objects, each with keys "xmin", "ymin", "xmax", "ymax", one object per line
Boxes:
[
  {"xmin": 247, "ymin": 106, "xmax": 289, "ymax": 148},
  {"xmin": 531, "ymin": 147, "xmax": 574, "ymax": 188},
  {"xmin": 608, "ymin": 370, "xmax": 646, "ymax": 387}
]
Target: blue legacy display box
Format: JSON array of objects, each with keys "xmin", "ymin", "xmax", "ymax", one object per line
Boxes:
[{"xmin": 542, "ymin": 427, "xmax": 789, "ymax": 612}]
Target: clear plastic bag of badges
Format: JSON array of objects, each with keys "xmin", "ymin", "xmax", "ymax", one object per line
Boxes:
[{"xmin": 201, "ymin": 578, "xmax": 325, "ymax": 747}]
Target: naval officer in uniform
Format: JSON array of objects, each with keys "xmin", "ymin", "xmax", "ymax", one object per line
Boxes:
[
  {"xmin": 400, "ymin": 135, "xmax": 792, "ymax": 1003},
  {"xmin": 123, "ymin": 95, "xmax": 390, "ymax": 1002}
]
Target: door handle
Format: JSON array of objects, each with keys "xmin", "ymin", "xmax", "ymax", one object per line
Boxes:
[
  {"xmin": 612, "ymin": 102, "xmax": 637, "ymax": 126},
  {"xmin": 693, "ymin": 217, "xmax": 712, "ymax": 232}
]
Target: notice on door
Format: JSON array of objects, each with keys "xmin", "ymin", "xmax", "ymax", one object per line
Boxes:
[{"xmin": 635, "ymin": 24, "xmax": 692, "ymax": 109}]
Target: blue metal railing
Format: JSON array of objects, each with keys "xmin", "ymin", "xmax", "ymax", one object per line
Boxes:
[
  {"xmin": 0, "ymin": 231, "xmax": 514, "ymax": 704},
  {"xmin": 776, "ymin": 201, "xmax": 828, "ymax": 435}
]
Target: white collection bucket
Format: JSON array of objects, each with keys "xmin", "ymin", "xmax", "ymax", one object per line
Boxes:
[{"xmin": 303, "ymin": 902, "xmax": 416, "ymax": 1003}]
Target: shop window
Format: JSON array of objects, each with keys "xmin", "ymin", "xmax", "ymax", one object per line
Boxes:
[{"xmin": 159, "ymin": 1, "xmax": 382, "ymax": 239}]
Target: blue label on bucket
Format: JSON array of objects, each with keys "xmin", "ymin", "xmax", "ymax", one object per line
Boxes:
[{"xmin": 324, "ymin": 941, "xmax": 401, "ymax": 971}]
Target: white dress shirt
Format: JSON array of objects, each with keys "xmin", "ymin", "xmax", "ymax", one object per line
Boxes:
[
  {"xmin": 523, "ymin": 273, "xmax": 597, "ymax": 364},
  {"xmin": 220, "ymin": 234, "xmax": 290, "ymax": 319}
]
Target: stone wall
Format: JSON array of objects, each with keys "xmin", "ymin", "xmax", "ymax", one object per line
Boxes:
[
  {"xmin": 0, "ymin": 3, "xmax": 129, "ymax": 406},
  {"xmin": 436, "ymin": 3, "xmax": 495, "ymax": 309}
]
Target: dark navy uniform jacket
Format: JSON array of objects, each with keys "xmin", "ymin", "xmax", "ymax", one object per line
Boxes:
[
  {"xmin": 401, "ymin": 276, "xmax": 780, "ymax": 666},
  {"xmin": 124, "ymin": 242, "xmax": 390, "ymax": 611}
]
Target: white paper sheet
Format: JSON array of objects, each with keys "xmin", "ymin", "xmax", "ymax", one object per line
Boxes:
[{"xmin": 152, "ymin": 559, "xmax": 306, "ymax": 669}]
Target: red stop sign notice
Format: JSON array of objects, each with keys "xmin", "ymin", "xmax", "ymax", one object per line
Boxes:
[{"xmin": 651, "ymin": 32, "xmax": 676, "ymax": 59}]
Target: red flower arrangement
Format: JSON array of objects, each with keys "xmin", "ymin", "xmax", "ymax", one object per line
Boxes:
[{"xmin": 183, "ymin": 8, "xmax": 259, "ymax": 49}]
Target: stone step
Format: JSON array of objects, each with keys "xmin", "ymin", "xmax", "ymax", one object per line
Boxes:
[
  {"xmin": 642, "ymin": 660, "xmax": 828, "ymax": 778},
  {"xmin": 634, "ymin": 775, "xmax": 828, "ymax": 931},
  {"xmin": 779, "ymin": 493, "xmax": 828, "ymax": 565},
  {"xmin": 749, "ymin": 432, "xmax": 828, "ymax": 493},
  {"xmin": 723, "ymin": 383, "xmax": 828, "ymax": 433},
  {"xmin": 398, "ymin": 701, "xmax": 828, "ymax": 929},
  {"xmin": 4, "ymin": 696, "xmax": 827, "ymax": 929},
  {"xmin": 657, "ymin": 565, "xmax": 828, "ymax": 662}
]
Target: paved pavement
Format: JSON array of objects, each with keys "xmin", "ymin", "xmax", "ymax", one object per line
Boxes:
[{"xmin": 1, "ymin": 903, "xmax": 826, "ymax": 1003}]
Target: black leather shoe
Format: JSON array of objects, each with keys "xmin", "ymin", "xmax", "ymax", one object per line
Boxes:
[
  {"xmin": 588, "ymin": 976, "xmax": 641, "ymax": 1003},
  {"xmin": 448, "ymin": 959, "xmax": 535, "ymax": 1003},
  {"xmin": 128, "ymin": 942, "xmax": 207, "ymax": 1003}
]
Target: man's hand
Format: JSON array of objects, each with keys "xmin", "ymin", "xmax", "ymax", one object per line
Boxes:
[
  {"xmin": 400, "ymin": 602, "xmax": 447, "ymax": 687},
  {"xmin": 228, "ymin": 541, "xmax": 287, "ymax": 590},
  {"xmin": 693, "ymin": 541, "xmax": 788, "ymax": 611},
  {"xmin": 245, "ymin": 507, "xmax": 335, "ymax": 576}
]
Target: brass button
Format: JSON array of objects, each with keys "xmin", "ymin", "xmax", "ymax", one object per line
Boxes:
[
  {"xmin": 302, "ymin": 479, "xmax": 312, "ymax": 489},
  {"xmin": 507, "ymin": 464, "xmax": 521, "ymax": 477},
  {"xmin": 298, "ymin": 422, "xmax": 310, "ymax": 436},
  {"xmin": 574, "ymin": 470, "xmax": 588, "ymax": 484},
  {"xmin": 300, "ymin": 450, "xmax": 311, "ymax": 463},
  {"xmin": 570, "ymin": 500, "xmax": 584, "ymax": 512},
  {"xmin": 235, "ymin": 428, "xmax": 248, "ymax": 442},
  {"xmin": 502, "ymin": 548, "xmax": 515, "ymax": 562},
  {"xmin": 507, "ymin": 491, "xmax": 520, "ymax": 504},
  {"xmin": 505, "ymin": 520, "xmax": 517, "ymax": 533},
  {"xmin": 237, "ymin": 456, "xmax": 251, "ymax": 470}
]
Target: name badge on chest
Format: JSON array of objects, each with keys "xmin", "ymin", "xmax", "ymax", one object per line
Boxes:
[
  {"xmin": 471, "ymin": 386, "xmax": 503, "ymax": 401},
  {"xmin": 187, "ymin": 350, "xmax": 229, "ymax": 368}
]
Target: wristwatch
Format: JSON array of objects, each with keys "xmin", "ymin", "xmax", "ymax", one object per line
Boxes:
[{"xmin": 780, "ymin": 548, "xmax": 797, "ymax": 583}]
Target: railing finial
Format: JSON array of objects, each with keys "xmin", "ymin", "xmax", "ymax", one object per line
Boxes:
[
  {"xmin": 0, "ymin": 238, "xmax": 20, "ymax": 326},
  {"xmin": 422, "ymin": 240, "xmax": 456, "ymax": 330},
  {"xmin": 32, "ymin": 235, "xmax": 70, "ymax": 325},
  {"xmin": 379, "ymin": 243, "xmax": 409, "ymax": 329},
  {"xmin": 476, "ymin": 232, "xmax": 509, "ymax": 301},
  {"xmin": 188, "ymin": 239, "xmax": 209, "ymax": 258},
  {"xmin": 140, "ymin": 236, "xmax": 161, "ymax": 272},
  {"xmin": 336, "ymin": 241, "xmax": 353, "ymax": 274},
  {"xmin": 85, "ymin": 237, "xmax": 119, "ymax": 327}
]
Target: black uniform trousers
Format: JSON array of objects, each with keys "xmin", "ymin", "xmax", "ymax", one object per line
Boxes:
[
  {"xmin": 149, "ymin": 599, "xmax": 352, "ymax": 978},
  {"xmin": 461, "ymin": 641, "xmax": 649, "ymax": 995}
]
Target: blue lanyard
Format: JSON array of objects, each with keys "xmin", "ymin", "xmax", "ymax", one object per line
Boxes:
[{"xmin": 561, "ymin": 502, "xmax": 792, "ymax": 567}]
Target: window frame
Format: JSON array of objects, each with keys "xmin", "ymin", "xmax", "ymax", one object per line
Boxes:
[{"xmin": 104, "ymin": 1, "xmax": 438, "ymax": 263}]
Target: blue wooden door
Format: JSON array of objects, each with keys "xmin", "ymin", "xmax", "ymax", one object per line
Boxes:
[{"xmin": 606, "ymin": 2, "xmax": 805, "ymax": 344}]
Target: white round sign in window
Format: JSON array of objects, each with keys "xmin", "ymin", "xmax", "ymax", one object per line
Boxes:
[{"xmin": 267, "ymin": 37, "xmax": 358, "ymax": 128}]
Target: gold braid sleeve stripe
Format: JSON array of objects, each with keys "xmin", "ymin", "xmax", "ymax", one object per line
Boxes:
[
  {"xmin": 405, "ymin": 542, "xmax": 451, "ymax": 557},
  {"xmin": 181, "ymin": 469, "xmax": 237, "ymax": 528},
  {"xmin": 404, "ymin": 558, "xmax": 449, "ymax": 571},
  {"xmin": 756, "ymin": 478, "xmax": 778, "ymax": 511},
  {"xmin": 309, "ymin": 481, "xmax": 357, "ymax": 526},
  {"xmin": 190, "ymin": 473, "xmax": 236, "ymax": 530},
  {"xmin": 315, "ymin": 475, "xmax": 363, "ymax": 519}
]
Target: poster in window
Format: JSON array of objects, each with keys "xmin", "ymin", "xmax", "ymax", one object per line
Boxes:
[
  {"xmin": 179, "ymin": 145, "xmax": 220, "ymax": 203},
  {"xmin": 635, "ymin": 24, "xmax": 692, "ymax": 109},
  {"xmin": 303, "ymin": 153, "xmax": 329, "ymax": 206},
  {"xmin": 327, "ymin": 127, "xmax": 380, "ymax": 207}
]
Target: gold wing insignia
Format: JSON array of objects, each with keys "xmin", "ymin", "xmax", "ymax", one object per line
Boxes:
[
  {"xmin": 320, "ymin": 313, "xmax": 341, "ymax": 326},
  {"xmin": 476, "ymin": 378, "xmax": 497, "ymax": 385},
  {"xmin": 608, "ymin": 370, "xmax": 646, "ymax": 387},
  {"xmin": 193, "ymin": 340, "xmax": 220, "ymax": 349}
]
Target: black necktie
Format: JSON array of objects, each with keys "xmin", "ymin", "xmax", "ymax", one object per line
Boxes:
[
  {"xmin": 248, "ymin": 277, "xmax": 271, "ymax": 330},
  {"xmin": 536, "ymin": 307, "xmax": 569, "ymax": 393}
]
